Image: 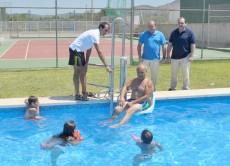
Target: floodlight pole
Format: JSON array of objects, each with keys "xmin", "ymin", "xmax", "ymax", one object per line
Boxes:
[
  {"xmin": 207, "ymin": 4, "xmax": 210, "ymax": 49},
  {"xmin": 130, "ymin": 0, "xmax": 134, "ymax": 65},
  {"xmin": 91, "ymin": 0, "xmax": 93, "ymax": 23},
  {"xmin": 201, "ymin": 0, "xmax": 205, "ymax": 59},
  {"xmin": 55, "ymin": 0, "xmax": 59, "ymax": 67}
]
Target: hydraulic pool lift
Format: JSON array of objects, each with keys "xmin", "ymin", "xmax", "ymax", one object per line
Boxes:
[{"xmin": 87, "ymin": 17, "xmax": 127, "ymax": 115}]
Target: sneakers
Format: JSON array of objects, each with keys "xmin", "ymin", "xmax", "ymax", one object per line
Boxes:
[
  {"xmin": 75, "ymin": 94, "xmax": 88, "ymax": 101},
  {"xmin": 168, "ymin": 88, "xmax": 176, "ymax": 91},
  {"xmin": 182, "ymin": 87, "xmax": 190, "ymax": 90},
  {"xmin": 82, "ymin": 94, "xmax": 89, "ymax": 101},
  {"xmin": 82, "ymin": 92, "xmax": 89, "ymax": 101},
  {"xmin": 87, "ymin": 92, "xmax": 96, "ymax": 98},
  {"xmin": 75, "ymin": 94, "xmax": 82, "ymax": 100},
  {"xmin": 168, "ymin": 88, "xmax": 190, "ymax": 91}
]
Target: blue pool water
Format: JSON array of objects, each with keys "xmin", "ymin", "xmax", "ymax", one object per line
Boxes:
[{"xmin": 0, "ymin": 96, "xmax": 229, "ymax": 166}]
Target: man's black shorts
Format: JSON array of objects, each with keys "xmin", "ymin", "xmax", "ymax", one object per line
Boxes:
[{"xmin": 68, "ymin": 48, "xmax": 86, "ymax": 66}]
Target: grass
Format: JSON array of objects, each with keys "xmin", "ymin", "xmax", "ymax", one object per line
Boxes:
[{"xmin": 0, "ymin": 60, "xmax": 229, "ymax": 98}]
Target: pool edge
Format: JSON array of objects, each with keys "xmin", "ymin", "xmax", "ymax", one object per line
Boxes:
[{"xmin": 0, "ymin": 88, "xmax": 230, "ymax": 108}]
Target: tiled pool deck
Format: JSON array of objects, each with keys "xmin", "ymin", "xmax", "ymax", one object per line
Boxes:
[{"xmin": 0, "ymin": 88, "xmax": 230, "ymax": 108}]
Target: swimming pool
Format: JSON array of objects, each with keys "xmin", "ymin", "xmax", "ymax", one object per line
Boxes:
[{"xmin": 0, "ymin": 96, "xmax": 229, "ymax": 165}]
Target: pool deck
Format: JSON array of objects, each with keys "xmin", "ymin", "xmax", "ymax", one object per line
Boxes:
[{"xmin": 0, "ymin": 88, "xmax": 230, "ymax": 108}]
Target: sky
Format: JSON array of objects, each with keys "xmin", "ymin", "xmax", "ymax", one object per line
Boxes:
[{"xmin": 0, "ymin": 0, "xmax": 175, "ymax": 15}]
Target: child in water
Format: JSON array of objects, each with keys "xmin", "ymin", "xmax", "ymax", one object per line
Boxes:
[
  {"xmin": 25, "ymin": 96, "xmax": 42, "ymax": 120},
  {"xmin": 131, "ymin": 129, "xmax": 162, "ymax": 166},
  {"xmin": 41, "ymin": 120, "xmax": 83, "ymax": 149},
  {"xmin": 41, "ymin": 120, "xmax": 83, "ymax": 166}
]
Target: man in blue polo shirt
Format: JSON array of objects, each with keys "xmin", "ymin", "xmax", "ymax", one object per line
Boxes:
[
  {"xmin": 167, "ymin": 17, "xmax": 196, "ymax": 90},
  {"xmin": 137, "ymin": 20, "xmax": 166, "ymax": 90}
]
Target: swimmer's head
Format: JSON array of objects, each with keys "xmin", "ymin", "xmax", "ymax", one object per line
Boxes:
[
  {"xmin": 141, "ymin": 129, "xmax": 153, "ymax": 144},
  {"xmin": 28, "ymin": 96, "xmax": 38, "ymax": 105},
  {"xmin": 62, "ymin": 120, "xmax": 76, "ymax": 137}
]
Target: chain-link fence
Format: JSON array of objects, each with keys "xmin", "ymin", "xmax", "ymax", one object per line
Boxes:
[{"xmin": 0, "ymin": 0, "xmax": 230, "ymax": 69}]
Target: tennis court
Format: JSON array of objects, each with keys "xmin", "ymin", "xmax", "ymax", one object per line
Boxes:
[
  {"xmin": 0, "ymin": 37, "xmax": 138, "ymax": 68},
  {"xmin": 1, "ymin": 37, "xmax": 230, "ymax": 69}
]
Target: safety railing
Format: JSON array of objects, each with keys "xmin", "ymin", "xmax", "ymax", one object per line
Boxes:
[{"xmin": 87, "ymin": 63, "xmax": 112, "ymax": 99}]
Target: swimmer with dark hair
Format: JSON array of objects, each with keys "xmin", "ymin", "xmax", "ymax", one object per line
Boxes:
[
  {"xmin": 131, "ymin": 129, "xmax": 162, "ymax": 166},
  {"xmin": 25, "ymin": 96, "xmax": 43, "ymax": 120},
  {"xmin": 41, "ymin": 120, "xmax": 83, "ymax": 149},
  {"xmin": 41, "ymin": 120, "xmax": 83, "ymax": 166}
]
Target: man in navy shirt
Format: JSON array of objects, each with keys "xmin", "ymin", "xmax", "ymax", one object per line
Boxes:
[
  {"xmin": 137, "ymin": 20, "xmax": 166, "ymax": 90},
  {"xmin": 167, "ymin": 17, "xmax": 195, "ymax": 90}
]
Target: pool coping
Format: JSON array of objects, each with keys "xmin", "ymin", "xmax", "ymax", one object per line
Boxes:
[{"xmin": 0, "ymin": 88, "xmax": 229, "ymax": 108}]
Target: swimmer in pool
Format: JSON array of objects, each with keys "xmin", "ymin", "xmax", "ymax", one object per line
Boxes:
[
  {"xmin": 41, "ymin": 120, "xmax": 83, "ymax": 166},
  {"xmin": 24, "ymin": 96, "xmax": 43, "ymax": 120},
  {"xmin": 41, "ymin": 120, "xmax": 83, "ymax": 149},
  {"xmin": 132, "ymin": 129, "xmax": 162, "ymax": 166}
]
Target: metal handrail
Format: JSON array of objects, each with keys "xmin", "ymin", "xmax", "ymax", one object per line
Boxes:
[
  {"xmin": 110, "ymin": 17, "xmax": 127, "ymax": 115},
  {"xmin": 87, "ymin": 63, "xmax": 112, "ymax": 89},
  {"xmin": 87, "ymin": 63, "xmax": 112, "ymax": 98},
  {"xmin": 88, "ymin": 63, "xmax": 107, "ymax": 67},
  {"xmin": 87, "ymin": 82, "xmax": 110, "ymax": 89}
]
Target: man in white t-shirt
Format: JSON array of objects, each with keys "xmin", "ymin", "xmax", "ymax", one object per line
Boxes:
[{"xmin": 69, "ymin": 22, "xmax": 111, "ymax": 100}]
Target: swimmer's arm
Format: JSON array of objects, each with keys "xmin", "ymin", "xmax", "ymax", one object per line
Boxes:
[
  {"xmin": 24, "ymin": 99, "xmax": 28, "ymax": 104},
  {"xmin": 34, "ymin": 115, "xmax": 44, "ymax": 120},
  {"xmin": 37, "ymin": 105, "xmax": 40, "ymax": 112},
  {"xmin": 131, "ymin": 135, "xmax": 142, "ymax": 148},
  {"xmin": 67, "ymin": 136, "xmax": 83, "ymax": 145},
  {"xmin": 131, "ymin": 134, "xmax": 141, "ymax": 143},
  {"xmin": 41, "ymin": 137, "xmax": 63, "ymax": 149},
  {"xmin": 24, "ymin": 99, "xmax": 29, "ymax": 107},
  {"xmin": 68, "ymin": 140, "xmax": 81, "ymax": 145},
  {"xmin": 154, "ymin": 142, "xmax": 163, "ymax": 151},
  {"xmin": 28, "ymin": 108, "xmax": 37, "ymax": 112}
]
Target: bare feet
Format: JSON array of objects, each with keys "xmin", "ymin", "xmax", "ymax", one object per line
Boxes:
[{"xmin": 109, "ymin": 123, "xmax": 121, "ymax": 128}]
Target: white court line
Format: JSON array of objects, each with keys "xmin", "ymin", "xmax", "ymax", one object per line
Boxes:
[
  {"xmin": 24, "ymin": 40, "xmax": 31, "ymax": 60},
  {"xmin": 0, "ymin": 40, "xmax": 17, "ymax": 58}
]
